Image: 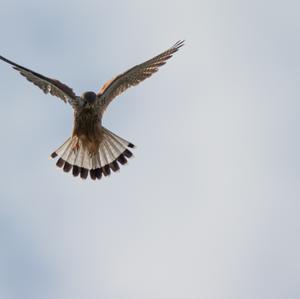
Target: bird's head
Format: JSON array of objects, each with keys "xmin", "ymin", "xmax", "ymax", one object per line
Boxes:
[{"xmin": 81, "ymin": 91, "xmax": 97, "ymax": 105}]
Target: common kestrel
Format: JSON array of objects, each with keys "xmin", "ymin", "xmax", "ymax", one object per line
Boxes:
[{"xmin": 0, "ymin": 40, "xmax": 184, "ymax": 180}]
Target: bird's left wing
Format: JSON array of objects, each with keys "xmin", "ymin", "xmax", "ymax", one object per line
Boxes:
[
  {"xmin": 0, "ymin": 55, "xmax": 78, "ymax": 105},
  {"xmin": 96, "ymin": 40, "xmax": 184, "ymax": 112}
]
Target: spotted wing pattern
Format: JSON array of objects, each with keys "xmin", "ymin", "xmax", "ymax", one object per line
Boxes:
[
  {"xmin": 97, "ymin": 40, "xmax": 184, "ymax": 112},
  {"xmin": 0, "ymin": 55, "xmax": 77, "ymax": 103}
]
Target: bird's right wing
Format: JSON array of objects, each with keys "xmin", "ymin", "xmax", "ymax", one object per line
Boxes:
[
  {"xmin": 96, "ymin": 40, "xmax": 184, "ymax": 112},
  {"xmin": 0, "ymin": 55, "xmax": 79, "ymax": 106}
]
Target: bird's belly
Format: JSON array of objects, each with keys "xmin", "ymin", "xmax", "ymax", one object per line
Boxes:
[{"xmin": 72, "ymin": 110, "xmax": 103, "ymax": 151}]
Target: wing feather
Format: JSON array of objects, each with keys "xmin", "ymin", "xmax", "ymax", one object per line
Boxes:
[
  {"xmin": 97, "ymin": 40, "xmax": 184, "ymax": 112},
  {"xmin": 0, "ymin": 55, "xmax": 77, "ymax": 103}
]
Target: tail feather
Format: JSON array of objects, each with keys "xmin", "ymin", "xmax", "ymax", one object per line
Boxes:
[
  {"xmin": 100, "ymin": 141, "xmax": 111, "ymax": 177},
  {"xmin": 50, "ymin": 127, "xmax": 135, "ymax": 180}
]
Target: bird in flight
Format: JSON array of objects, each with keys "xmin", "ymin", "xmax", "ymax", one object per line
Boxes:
[{"xmin": 0, "ymin": 40, "xmax": 184, "ymax": 180}]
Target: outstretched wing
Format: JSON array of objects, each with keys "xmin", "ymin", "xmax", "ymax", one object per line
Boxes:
[
  {"xmin": 97, "ymin": 40, "xmax": 184, "ymax": 112},
  {"xmin": 0, "ymin": 55, "xmax": 78, "ymax": 104}
]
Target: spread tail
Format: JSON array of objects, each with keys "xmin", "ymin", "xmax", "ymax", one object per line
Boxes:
[{"xmin": 50, "ymin": 127, "xmax": 135, "ymax": 180}]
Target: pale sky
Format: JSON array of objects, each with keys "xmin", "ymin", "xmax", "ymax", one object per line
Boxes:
[{"xmin": 0, "ymin": 1, "xmax": 300, "ymax": 299}]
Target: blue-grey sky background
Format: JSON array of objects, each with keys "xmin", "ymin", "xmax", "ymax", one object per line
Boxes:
[{"xmin": 0, "ymin": 1, "xmax": 300, "ymax": 298}]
